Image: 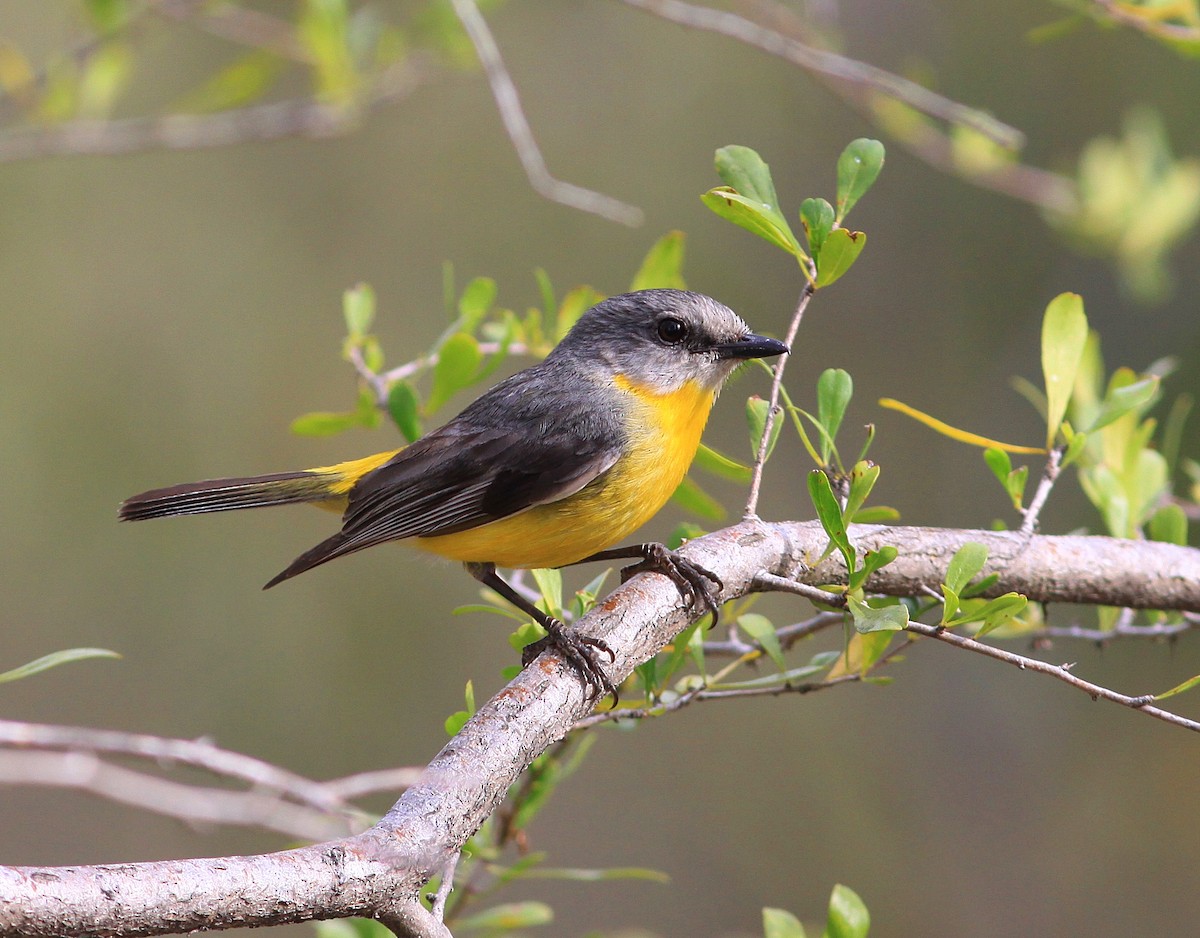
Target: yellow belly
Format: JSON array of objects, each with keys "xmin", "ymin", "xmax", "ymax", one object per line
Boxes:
[{"xmin": 415, "ymin": 378, "xmax": 715, "ymax": 568}]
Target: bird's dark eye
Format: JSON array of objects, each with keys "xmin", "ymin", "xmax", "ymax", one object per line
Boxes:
[{"xmin": 656, "ymin": 317, "xmax": 689, "ymax": 345}]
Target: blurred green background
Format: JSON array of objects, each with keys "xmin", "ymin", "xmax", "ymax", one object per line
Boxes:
[{"xmin": 2, "ymin": 2, "xmax": 1200, "ymax": 935}]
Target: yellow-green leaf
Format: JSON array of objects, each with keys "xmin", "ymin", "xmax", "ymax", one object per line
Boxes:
[
  {"xmin": 1042, "ymin": 292, "xmax": 1088, "ymax": 449},
  {"xmin": 879, "ymin": 398, "xmax": 1045, "ymax": 454}
]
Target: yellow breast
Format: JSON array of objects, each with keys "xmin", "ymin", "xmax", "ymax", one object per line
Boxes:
[{"xmin": 416, "ymin": 377, "xmax": 716, "ymax": 568}]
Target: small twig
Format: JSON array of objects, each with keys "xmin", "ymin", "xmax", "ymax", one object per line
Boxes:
[
  {"xmin": 450, "ymin": 0, "xmax": 643, "ymax": 226},
  {"xmin": 1086, "ymin": 0, "xmax": 1200, "ymax": 42},
  {"xmin": 702, "ymin": 609, "xmax": 843, "ymax": 656},
  {"xmin": 1019, "ymin": 447, "xmax": 1063, "ymax": 537},
  {"xmin": 621, "ymin": 0, "xmax": 1024, "ymax": 148},
  {"xmin": 429, "ymin": 852, "xmax": 459, "ymax": 922},
  {"xmin": 321, "ymin": 766, "xmax": 424, "ymax": 800},
  {"xmin": 752, "ymin": 571, "xmax": 845, "ymax": 607},
  {"xmin": 906, "ymin": 622, "xmax": 1200, "ymax": 733},
  {"xmin": 1033, "ymin": 618, "xmax": 1197, "ymax": 644},
  {"xmin": 744, "ymin": 279, "xmax": 815, "ymax": 518}
]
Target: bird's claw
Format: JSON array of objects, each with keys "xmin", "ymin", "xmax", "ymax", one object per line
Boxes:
[
  {"xmin": 521, "ymin": 617, "xmax": 617, "ymax": 703},
  {"xmin": 619, "ymin": 543, "xmax": 724, "ymax": 629}
]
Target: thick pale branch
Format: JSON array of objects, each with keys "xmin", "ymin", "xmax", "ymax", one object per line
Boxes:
[{"xmin": 2, "ymin": 520, "xmax": 1197, "ymax": 936}]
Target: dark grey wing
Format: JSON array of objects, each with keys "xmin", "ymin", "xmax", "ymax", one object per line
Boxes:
[{"xmin": 264, "ymin": 413, "xmax": 621, "ymax": 587}]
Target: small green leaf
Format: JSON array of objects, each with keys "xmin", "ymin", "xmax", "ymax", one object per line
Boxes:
[
  {"xmin": 971, "ymin": 593, "xmax": 1029, "ymax": 638},
  {"xmin": 289, "ymin": 410, "xmax": 360, "ymax": 436},
  {"xmin": 835, "ymin": 138, "xmax": 886, "ymax": 223},
  {"xmin": 1155, "ymin": 673, "xmax": 1200, "ymax": 701},
  {"xmin": 764, "ymin": 906, "xmax": 808, "ymax": 938},
  {"xmin": 1082, "ymin": 375, "xmax": 1160, "ymax": 434},
  {"xmin": 800, "ymin": 197, "xmax": 835, "ymax": 261},
  {"xmin": 851, "ymin": 506, "xmax": 900, "ymax": 523},
  {"xmin": 945, "ymin": 542, "xmax": 989, "ymax": 595},
  {"xmin": 457, "ymin": 277, "xmax": 497, "ymax": 332},
  {"xmin": 1061, "ymin": 427, "xmax": 1089, "ymax": 468},
  {"xmin": 457, "ymin": 901, "xmax": 553, "ymax": 932},
  {"xmin": 843, "ymin": 460, "xmax": 879, "ymax": 525},
  {"xmin": 815, "ymin": 228, "xmax": 866, "ymax": 287},
  {"xmin": 631, "ymin": 230, "xmax": 687, "ymax": 290},
  {"xmin": 692, "ymin": 443, "xmax": 753, "ymax": 483},
  {"xmin": 847, "ymin": 594, "xmax": 908, "ymax": 633},
  {"xmin": 531, "ymin": 568, "xmax": 563, "ymax": 620},
  {"xmin": 738, "ymin": 613, "xmax": 787, "ymax": 671},
  {"xmin": 808, "ymin": 470, "xmax": 853, "ymax": 569},
  {"xmin": 825, "ymin": 883, "xmax": 871, "ymax": 938},
  {"xmin": 747, "ymin": 396, "xmax": 784, "ymax": 462},
  {"xmin": 176, "ymin": 49, "xmax": 283, "ymax": 114},
  {"xmin": 940, "ymin": 585, "xmax": 962, "ymax": 625},
  {"xmin": 983, "ymin": 447, "xmax": 1012, "ymax": 486},
  {"xmin": 444, "ymin": 710, "xmax": 469, "ymax": 736},
  {"xmin": 0, "ymin": 648, "xmax": 120, "ymax": 685},
  {"xmin": 1041, "ymin": 292, "xmax": 1088, "ymax": 449},
  {"xmin": 427, "ymin": 331, "xmax": 482, "ymax": 412},
  {"xmin": 671, "ymin": 476, "xmax": 726, "ymax": 521},
  {"xmin": 860, "ymin": 546, "xmax": 897, "ymax": 580},
  {"xmin": 817, "ymin": 368, "xmax": 853, "ymax": 462},
  {"xmin": 555, "ymin": 285, "xmax": 604, "ymax": 341},
  {"xmin": 386, "ymin": 380, "xmax": 422, "ymax": 442},
  {"xmin": 1148, "ymin": 503, "xmax": 1187, "ymax": 546},
  {"xmin": 702, "ymin": 187, "xmax": 803, "ymax": 258}
]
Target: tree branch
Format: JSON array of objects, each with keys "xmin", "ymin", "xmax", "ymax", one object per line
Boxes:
[{"xmin": 3, "ymin": 520, "xmax": 1198, "ymax": 936}]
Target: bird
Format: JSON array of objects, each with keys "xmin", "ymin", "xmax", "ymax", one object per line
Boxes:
[{"xmin": 119, "ymin": 289, "xmax": 788, "ymax": 698}]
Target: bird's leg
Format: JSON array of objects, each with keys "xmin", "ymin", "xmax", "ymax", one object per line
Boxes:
[
  {"xmin": 466, "ymin": 562, "xmax": 616, "ymax": 701},
  {"xmin": 574, "ymin": 543, "xmax": 724, "ymax": 628}
]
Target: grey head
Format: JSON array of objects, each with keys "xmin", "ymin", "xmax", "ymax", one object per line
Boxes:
[{"xmin": 548, "ymin": 289, "xmax": 788, "ymax": 394}]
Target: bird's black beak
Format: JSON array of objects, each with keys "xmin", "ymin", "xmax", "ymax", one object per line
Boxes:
[{"xmin": 711, "ymin": 333, "xmax": 790, "ymax": 360}]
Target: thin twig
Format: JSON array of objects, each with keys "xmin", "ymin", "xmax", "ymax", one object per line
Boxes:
[
  {"xmin": 621, "ymin": 0, "xmax": 1024, "ymax": 148},
  {"xmin": 906, "ymin": 622, "xmax": 1200, "ymax": 733},
  {"xmin": 429, "ymin": 852, "xmax": 459, "ymax": 922},
  {"xmin": 450, "ymin": 0, "xmax": 644, "ymax": 226},
  {"xmin": 752, "ymin": 571, "xmax": 845, "ymax": 607},
  {"xmin": 1019, "ymin": 447, "xmax": 1063, "ymax": 537},
  {"xmin": 702, "ymin": 609, "xmax": 844, "ymax": 656},
  {"xmin": 1087, "ymin": 0, "xmax": 1200, "ymax": 42},
  {"xmin": 744, "ymin": 280, "xmax": 815, "ymax": 518}
]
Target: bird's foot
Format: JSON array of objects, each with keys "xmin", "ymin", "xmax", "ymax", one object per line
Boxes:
[
  {"xmin": 618, "ymin": 543, "xmax": 724, "ymax": 628},
  {"xmin": 521, "ymin": 618, "xmax": 617, "ymax": 702}
]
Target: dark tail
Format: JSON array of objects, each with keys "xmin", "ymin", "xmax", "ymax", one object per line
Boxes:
[
  {"xmin": 262, "ymin": 530, "xmax": 359, "ymax": 589},
  {"xmin": 118, "ymin": 471, "xmax": 339, "ymax": 522}
]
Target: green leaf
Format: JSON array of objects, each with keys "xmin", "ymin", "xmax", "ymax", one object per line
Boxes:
[
  {"xmin": 692, "ymin": 443, "xmax": 753, "ymax": 483},
  {"xmin": 671, "ymin": 476, "xmax": 726, "ymax": 521},
  {"xmin": 702, "ymin": 187, "xmax": 804, "ymax": 258},
  {"xmin": 631, "ymin": 230, "xmax": 687, "ymax": 290},
  {"xmin": 824, "ymin": 883, "xmax": 871, "ymax": 938},
  {"xmin": 815, "ymin": 228, "xmax": 866, "ymax": 287},
  {"xmin": 531, "ymin": 568, "xmax": 563, "ymax": 620},
  {"xmin": 945, "ymin": 542, "xmax": 989, "ymax": 595},
  {"xmin": 1082, "ymin": 375, "xmax": 1160, "ymax": 434},
  {"xmin": 522, "ymin": 864, "xmax": 670, "ymax": 883},
  {"xmin": 1156, "ymin": 673, "xmax": 1200, "ymax": 701},
  {"xmin": 747, "ymin": 396, "xmax": 784, "ymax": 462},
  {"xmin": 176, "ymin": 49, "xmax": 283, "ymax": 114},
  {"xmin": 764, "ymin": 906, "xmax": 808, "ymax": 938},
  {"xmin": 843, "ymin": 460, "xmax": 879, "ymax": 525},
  {"xmin": 1148, "ymin": 503, "xmax": 1187, "ymax": 546},
  {"xmin": 983, "ymin": 447, "xmax": 1012, "ymax": 486},
  {"xmin": 808, "ymin": 470, "xmax": 853, "ymax": 569},
  {"xmin": 879, "ymin": 398, "xmax": 1044, "ymax": 454},
  {"xmin": 851, "ymin": 505, "xmax": 900, "ymax": 523},
  {"xmin": 971, "ymin": 593, "xmax": 1029, "ymax": 638},
  {"xmin": 289, "ymin": 410, "xmax": 361, "ymax": 436},
  {"xmin": 738, "ymin": 613, "xmax": 787, "ymax": 671},
  {"xmin": 457, "ymin": 277, "xmax": 497, "ymax": 332},
  {"xmin": 0, "ymin": 648, "xmax": 120, "ymax": 685},
  {"xmin": 1041, "ymin": 292, "xmax": 1088, "ymax": 449},
  {"xmin": 555, "ymin": 285, "xmax": 604, "ymax": 341},
  {"xmin": 940, "ymin": 585, "xmax": 962, "ymax": 625},
  {"xmin": 817, "ymin": 368, "xmax": 853, "ymax": 462},
  {"xmin": 847, "ymin": 594, "xmax": 908, "ymax": 633},
  {"xmin": 427, "ymin": 331, "xmax": 483, "ymax": 412},
  {"xmin": 835, "ymin": 138, "xmax": 886, "ymax": 223},
  {"xmin": 800, "ymin": 197, "xmax": 835, "ymax": 261},
  {"xmin": 457, "ymin": 901, "xmax": 553, "ymax": 932},
  {"xmin": 386, "ymin": 380, "xmax": 422, "ymax": 442},
  {"xmin": 860, "ymin": 546, "xmax": 897, "ymax": 580}
]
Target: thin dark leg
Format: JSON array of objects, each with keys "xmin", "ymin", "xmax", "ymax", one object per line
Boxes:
[
  {"xmin": 571, "ymin": 543, "xmax": 724, "ymax": 628},
  {"xmin": 466, "ymin": 562, "xmax": 616, "ymax": 700}
]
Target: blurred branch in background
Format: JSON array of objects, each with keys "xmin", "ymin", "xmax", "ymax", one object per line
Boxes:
[
  {"xmin": 0, "ymin": 719, "xmax": 419, "ymax": 840},
  {"xmin": 0, "ymin": 1, "xmax": 1195, "ymax": 297}
]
